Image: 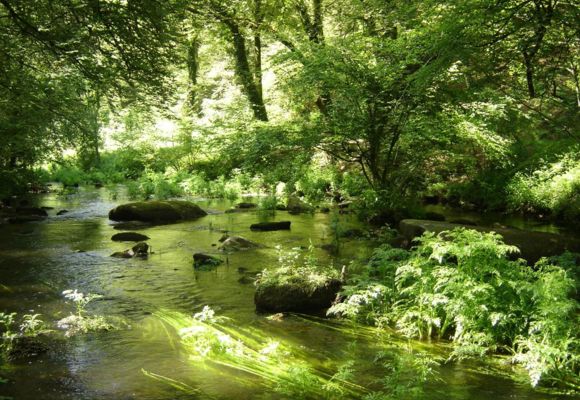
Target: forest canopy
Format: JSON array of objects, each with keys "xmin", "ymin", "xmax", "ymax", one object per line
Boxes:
[{"xmin": 0, "ymin": 0, "xmax": 578, "ymax": 221}]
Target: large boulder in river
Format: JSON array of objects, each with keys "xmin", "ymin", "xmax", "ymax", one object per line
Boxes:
[
  {"xmin": 399, "ymin": 219, "xmax": 580, "ymax": 264},
  {"xmin": 255, "ymin": 278, "xmax": 341, "ymax": 313},
  {"xmin": 109, "ymin": 201, "xmax": 207, "ymax": 224}
]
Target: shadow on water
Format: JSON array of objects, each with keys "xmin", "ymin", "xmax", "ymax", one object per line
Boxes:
[{"xmin": 0, "ymin": 186, "xmax": 574, "ymax": 399}]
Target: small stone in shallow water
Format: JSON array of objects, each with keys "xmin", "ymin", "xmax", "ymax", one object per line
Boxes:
[
  {"xmin": 266, "ymin": 313, "xmax": 287, "ymax": 322},
  {"xmin": 193, "ymin": 253, "xmax": 223, "ymax": 269},
  {"xmin": 111, "ymin": 232, "xmax": 150, "ymax": 242},
  {"xmin": 110, "ymin": 242, "xmax": 149, "ymax": 259},
  {"xmin": 250, "ymin": 221, "xmax": 291, "ymax": 231}
]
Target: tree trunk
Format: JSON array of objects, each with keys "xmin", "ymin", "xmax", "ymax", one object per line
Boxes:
[
  {"xmin": 253, "ymin": 0, "xmax": 264, "ymax": 105},
  {"xmin": 523, "ymin": 51, "xmax": 536, "ymax": 98},
  {"xmin": 187, "ymin": 36, "xmax": 202, "ymax": 116},
  {"xmin": 208, "ymin": 1, "xmax": 268, "ymax": 122},
  {"xmin": 228, "ymin": 22, "xmax": 268, "ymax": 121}
]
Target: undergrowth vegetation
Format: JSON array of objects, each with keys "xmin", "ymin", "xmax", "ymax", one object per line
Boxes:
[
  {"xmin": 0, "ymin": 312, "xmax": 50, "ymax": 360},
  {"xmin": 256, "ymin": 245, "xmax": 340, "ymax": 293},
  {"xmin": 57, "ymin": 289, "xmax": 123, "ymax": 336},
  {"xmin": 507, "ymin": 148, "xmax": 580, "ymax": 221},
  {"xmin": 328, "ymin": 229, "xmax": 579, "ymax": 390}
]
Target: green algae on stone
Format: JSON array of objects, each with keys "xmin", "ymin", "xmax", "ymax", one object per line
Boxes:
[{"xmin": 109, "ymin": 200, "xmax": 207, "ymax": 223}]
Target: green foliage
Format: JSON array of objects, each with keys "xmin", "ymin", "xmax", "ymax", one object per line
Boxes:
[
  {"xmin": 507, "ymin": 148, "xmax": 580, "ymax": 220},
  {"xmin": 58, "ymin": 289, "xmax": 120, "ymax": 337},
  {"xmin": 364, "ymin": 349, "xmax": 441, "ymax": 400},
  {"xmin": 329, "ymin": 229, "xmax": 579, "ymax": 389},
  {"xmin": 259, "ymin": 194, "xmax": 281, "ymax": 211},
  {"xmin": 0, "ymin": 312, "xmax": 50, "ymax": 358},
  {"xmin": 62, "ymin": 289, "xmax": 103, "ymax": 317},
  {"xmin": 257, "ymin": 245, "xmax": 340, "ymax": 294},
  {"xmin": 149, "ymin": 308, "xmax": 367, "ymax": 399},
  {"xmin": 49, "ymin": 164, "xmax": 86, "ymax": 187}
]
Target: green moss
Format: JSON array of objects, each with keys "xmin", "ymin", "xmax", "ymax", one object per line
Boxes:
[{"xmin": 109, "ymin": 200, "xmax": 207, "ymax": 222}]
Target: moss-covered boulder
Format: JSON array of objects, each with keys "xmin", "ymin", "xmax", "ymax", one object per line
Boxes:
[
  {"xmin": 109, "ymin": 201, "xmax": 207, "ymax": 224},
  {"xmin": 255, "ymin": 278, "xmax": 341, "ymax": 313}
]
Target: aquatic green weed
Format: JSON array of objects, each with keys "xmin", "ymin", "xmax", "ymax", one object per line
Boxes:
[
  {"xmin": 147, "ymin": 308, "xmax": 368, "ymax": 399},
  {"xmin": 257, "ymin": 245, "xmax": 340, "ymax": 294},
  {"xmin": 58, "ymin": 289, "xmax": 125, "ymax": 337}
]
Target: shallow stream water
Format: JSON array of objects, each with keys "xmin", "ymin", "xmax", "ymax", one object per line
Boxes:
[{"xmin": 0, "ymin": 186, "xmax": 574, "ymax": 399}]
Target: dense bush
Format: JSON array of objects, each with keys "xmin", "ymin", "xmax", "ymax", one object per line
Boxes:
[
  {"xmin": 329, "ymin": 229, "xmax": 579, "ymax": 389},
  {"xmin": 507, "ymin": 148, "xmax": 580, "ymax": 221}
]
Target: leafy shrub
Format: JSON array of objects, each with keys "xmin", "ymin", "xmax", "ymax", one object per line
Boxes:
[
  {"xmin": 58, "ymin": 289, "xmax": 121, "ymax": 337},
  {"xmin": 507, "ymin": 148, "xmax": 580, "ymax": 220},
  {"xmin": 257, "ymin": 245, "xmax": 340, "ymax": 294},
  {"xmin": 0, "ymin": 312, "xmax": 50, "ymax": 359},
  {"xmin": 50, "ymin": 164, "xmax": 87, "ymax": 186},
  {"xmin": 329, "ymin": 229, "xmax": 579, "ymax": 389}
]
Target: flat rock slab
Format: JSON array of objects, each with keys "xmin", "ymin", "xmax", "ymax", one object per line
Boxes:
[
  {"xmin": 250, "ymin": 221, "xmax": 291, "ymax": 231},
  {"xmin": 399, "ymin": 219, "xmax": 580, "ymax": 264},
  {"xmin": 111, "ymin": 232, "xmax": 150, "ymax": 242},
  {"xmin": 109, "ymin": 201, "xmax": 207, "ymax": 224}
]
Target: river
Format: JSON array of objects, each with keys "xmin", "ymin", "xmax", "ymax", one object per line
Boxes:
[{"xmin": 0, "ymin": 186, "xmax": 573, "ymax": 399}]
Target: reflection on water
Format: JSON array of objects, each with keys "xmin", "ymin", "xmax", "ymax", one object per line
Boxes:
[{"xmin": 0, "ymin": 186, "xmax": 572, "ymax": 399}]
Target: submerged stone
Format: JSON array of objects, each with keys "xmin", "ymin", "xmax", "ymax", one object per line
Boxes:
[
  {"xmin": 110, "ymin": 242, "xmax": 149, "ymax": 259},
  {"xmin": 111, "ymin": 232, "xmax": 150, "ymax": 242},
  {"xmin": 236, "ymin": 202, "xmax": 257, "ymax": 209},
  {"xmin": 109, "ymin": 200, "xmax": 207, "ymax": 224},
  {"xmin": 193, "ymin": 253, "xmax": 223, "ymax": 269},
  {"xmin": 15, "ymin": 207, "xmax": 48, "ymax": 217},
  {"xmin": 7, "ymin": 336, "xmax": 49, "ymax": 360},
  {"xmin": 112, "ymin": 221, "xmax": 153, "ymax": 230},
  {"xmin": 7, "ymin": 215, "xmax": 46, "ymax": 224},
  {"xmin": 250, "ymin": 221, "xmax": 291, "ymax": 231}
]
